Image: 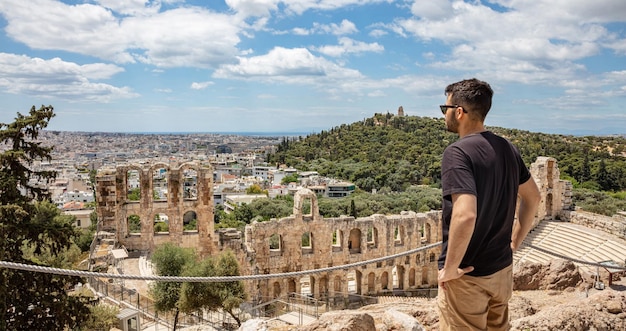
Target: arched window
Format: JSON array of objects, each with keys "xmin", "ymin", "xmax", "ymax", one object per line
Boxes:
[
  {"xmin": 127, "ymin": 214, "xmax": 141, "ymax": 235},
  {"xmin": 152, "ymin": 167, "xmax": 168, "ymax": 202},
  {"xmin": 332, "ymin": 229, "xmax": 342, "ymax": 252},
  {"xmin": 269, "ymin": 233, "xmax": 282, "ymax": 256},
  {"xmin": 366, "ymin": 226, "xmax": 378, "ymax": 248},
  {"xmin": 182, "ymin": 168, "xmax": 197, "ymax": 200},
  {"xmin": 154, "ymin": 213, "xmax": 169, "ymax": 234},
  {"xmin": 126, "ymin": 169, "xmax": 140, "ymax": 202},
  {"xmin": 183, "ymin": 210, "xmax": 197, "ymax": 233},
  {"xmin": 348, "ymin": 228, "xmax": 361, "ymax": 254},
  {"xmin": 301, "ymin": 232, "xmax": 313, "ymax": 254}
]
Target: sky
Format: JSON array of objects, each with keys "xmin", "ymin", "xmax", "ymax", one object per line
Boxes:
[{"xmin": 0, "ymin": 0, "xmax": 625, "ymax": 135}]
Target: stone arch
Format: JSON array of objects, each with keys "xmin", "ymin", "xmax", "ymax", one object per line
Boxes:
[
  {"xmin": 408, "ymin": 268, "xmax": 416, "ymax": 287},
  {"xmin": 183, "ymin": 210, "xmax": 197, "ymax": 232},
  {"xmin": 293, "ymin": 188, "xmax": 320, "ymax": 220},
  {"xmin": 380, "ymin": 271, "xmax": 389, "ymax": 290},
  {"xmin": 394, "ymin": 225, "xmax": 405, "ymax": 245},
  {"xmin": 416, "ymin": 253, "xmax": 421, "ymax": 265},
  {"xmin": 153, "ymin": 212, "xmax": 169, "ymax": 234},
  {"xmin": 319, "ymin": 276, "xmax": 329, "ymax": 297},
  {"xmin": 301, "ymin": 231, "xmax": 313, "ymax": 254},
  {"xmin": 421, "ymin": 266, "xmax": 429, "ymax": 285},
  {"xmin": 333, "ymin": 275, "xmax": 342, "ymax": 293},
  {"xmin": 348, "ymin": 228, "xmax": 361, "ymax": 253},
  {"xmin": 429, "ymin": 252, "xmax": 436, "ymax": 263},
  {"xmin": 127, "ymin": 214, "xmax": 141, "ymax": 236},
  {"xmin": 125, "ymin": 165, "xmax": 143, "ymax": 202},
  {"xmin": 150, "ymin": 163, "xmax": 170, "ymax": 202},
  {"xmin": 425, "ymin": 223, "xmax": 432, "ymax": 243},
  {"xmin": 367, "ymin": 272, "xmax": 375, "ymax": 294},
  {"xmin": 269, "ymin": 233, "xmax": 282, "ymax": 255},
  {"xmin": 179, "ymin": 162, "xmax": 198, "ymax": 201},
  {"xmin": 393, "ymin": 265, "xmax": 405, "ymax": 290},
  {"xmin": 272, "ymin": 281, "xmax": 281, "ymax": 299},
  {"xmin": 353, "ymin": 270, "xmax": 362, "ymax": 295},
  {"xmin": 366, "ymin": 226, "xmax": 378, "ymax": 248},
  {"xmin": 332, "ymin": 229, "xmax": 342, "ymax": 252},
  {"xmin": 288, "ymin": 279, "xmax": 297, "ymax": 295}
]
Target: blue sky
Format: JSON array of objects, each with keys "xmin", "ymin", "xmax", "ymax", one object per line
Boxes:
[{"xmin": 1, "ymin": 0, "xmax": 625, "ymax": 135}]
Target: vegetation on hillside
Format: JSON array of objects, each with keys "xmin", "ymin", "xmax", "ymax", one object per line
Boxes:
[
  {"xmin": 215, "ymin": 185, "xmax": 443, "ymax": 231},
  {"xmin": 266, "ymin": 113, "xmax": 626, "ymax": 215},
  {"xmin": 0, "ymin": 105, "xmax": 91, "ymax": 329}
]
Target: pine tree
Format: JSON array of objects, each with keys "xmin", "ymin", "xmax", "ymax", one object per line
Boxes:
[{"xmin": 0, "ymin": 105, "xmax": 90, "ymax": 330}]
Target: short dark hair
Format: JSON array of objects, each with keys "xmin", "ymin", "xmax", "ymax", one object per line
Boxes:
[{"xmin": 445, "ymin": 78, "xmax": 493, "ymax": 120}]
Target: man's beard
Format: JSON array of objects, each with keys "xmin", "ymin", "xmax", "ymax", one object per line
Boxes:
[{"xmin": 446, "ymin": 114, "xmax": 459, "ymax": 133}]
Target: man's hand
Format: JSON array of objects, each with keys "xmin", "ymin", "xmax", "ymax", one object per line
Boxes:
[{"xmin": 438, "ymin": 266, "xmax": 474, "ymax": 290}]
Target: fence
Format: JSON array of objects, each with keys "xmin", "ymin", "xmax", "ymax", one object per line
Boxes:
[{"xmin": 88, "ymin": 277, "xmax": 242, "ymax": 330}]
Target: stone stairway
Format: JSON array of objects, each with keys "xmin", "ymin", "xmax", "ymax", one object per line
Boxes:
[{"xmin": 514, "ymin": 221, "xmax": 626, "ymax": 277}]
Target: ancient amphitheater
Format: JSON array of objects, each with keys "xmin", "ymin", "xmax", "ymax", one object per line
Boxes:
[{"xmin": 92, "ymin": 156, "xmax": 626, "ymax": 324}]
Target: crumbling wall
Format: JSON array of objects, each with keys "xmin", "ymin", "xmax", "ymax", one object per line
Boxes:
[
  {"xmin": 530, "ymin": 157, "xmax": 572, "ymax": 225},
  {"xmin": 564, "ymin": 210, "xmax": 626, "ymax": 241},
  {"xmin": 96, "ymin": 161, "xmax": 215, "ymax": 256},
  {"xmin": 95, "ymin": 156, "xmax": 575, "ymax": 302},
  {"xmin": 241, "ymin": 189, "xmax": 442, "ymax": 300}
]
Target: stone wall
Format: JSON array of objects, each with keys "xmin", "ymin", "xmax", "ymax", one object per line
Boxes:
[
  {"xmin": 238, "ymin": 188, "xmax": 442, "ymax": 301},
  {"xmin": 530, "ymin": 156, "xmax": 572, "ymax": 225},
  {"xmin": 563, "ymin": 210, "xmax": 626, "ymax": 241},
  {"xmin": 95, "ymin": 161, "xmax": 215, "ymax": 256},
  {"xmin": 94, "ymin": 156, "xmax": 583, "ymax": 301}
]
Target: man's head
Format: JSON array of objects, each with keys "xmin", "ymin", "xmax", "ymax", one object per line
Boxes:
[{"xmin": 444, "ymin": 78, "xmax": 493, "ymax": 122}]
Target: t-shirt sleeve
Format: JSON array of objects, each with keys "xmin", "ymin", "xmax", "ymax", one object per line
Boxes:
[
  {"xmin": 514, "ymin": 146, "xmax": 531, "ymax": 185},
  {"xmin": 441, "ymin": 145, "xmax": 477, "ymax": 200}
]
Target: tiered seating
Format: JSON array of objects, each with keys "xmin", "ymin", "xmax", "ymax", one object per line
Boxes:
[{"xmin": 514, "ymin": 221, "xmax": 626, "ymax": 277}]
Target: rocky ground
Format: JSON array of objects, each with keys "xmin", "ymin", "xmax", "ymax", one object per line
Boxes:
[{"xmin": 240, "ymin": 259, "xmax": 626, "ymax": 331}]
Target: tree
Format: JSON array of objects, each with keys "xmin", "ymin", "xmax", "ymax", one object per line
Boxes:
[
  {"xmin": 233, "ymin": 203, "xmax": 254, "ymax": 224},
  {"xmin": 0, "ymin": 105, "xmax": 90, "ymax": 329},
  {"xmin": 82, "ymin": 304, "xmax": 120, "ymax": 330},
  {"xmin": 150, "ymin": 243, "xmax": 196, "ymax": 331},
  {"xmin": 179, "ymin": 251, "xmax": 247, "ymax": 326},
  {"xmin": 281, "ymin": 173, "xmax": 299, "ymax": 185},
  {"xmin": 150, "ymin": 245, "xmax": 247, "ymax": 328},
  {"xmin": 246, "ymin": 184, "xmax": 267, "ymax": 195}
]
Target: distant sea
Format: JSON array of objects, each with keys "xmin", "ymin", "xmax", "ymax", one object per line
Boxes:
[{"xmin": 126, "ymin": 131, "xmax": 313, "ymax": 137}]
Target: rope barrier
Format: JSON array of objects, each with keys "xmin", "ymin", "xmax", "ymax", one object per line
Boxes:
[
  {"xmin": 0, "ymin": 241, "xmax": 624, "ymax": 282},
  {"xmin": 0, "ymin": 242, "xmax": 443, "ymax": 282}
]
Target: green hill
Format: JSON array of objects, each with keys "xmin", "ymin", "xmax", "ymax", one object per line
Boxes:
[{"xmin": 267, "ymin": 113, "xmax": 626, "ymax": 212}]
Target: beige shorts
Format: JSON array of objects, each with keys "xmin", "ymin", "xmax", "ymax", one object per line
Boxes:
[{"xmin": 437, "ymin": 264, "xmax": 513, "ymax": 330}]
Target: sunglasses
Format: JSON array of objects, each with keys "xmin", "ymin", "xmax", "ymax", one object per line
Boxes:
[{"xmin": 439, "ymin": 105, "xmax": 468, "ymax": 115}]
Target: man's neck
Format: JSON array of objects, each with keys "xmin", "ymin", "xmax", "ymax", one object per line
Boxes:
[{"xmin": 458, "ymin": 122, "xmax": 486, "ymax": 138}]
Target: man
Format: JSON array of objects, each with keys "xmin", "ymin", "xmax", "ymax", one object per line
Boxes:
[{"xmin": 437, "ymin": 78, "xmax": 541, "ymax": 330}]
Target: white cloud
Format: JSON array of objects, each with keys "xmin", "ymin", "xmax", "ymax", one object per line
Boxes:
[
  {"xmin": 0, "ymin": 0, "xmax": 243, "ymax": 68},
  {"xmin": 0, "ymin": 53, "xmax": 137, "ymax": 102},
  {"xmin": 410, "ymin": 0, "xmax": 452, "ymax": 20},
  {"xmin": 313, "ymin": 37, "xmax": 384, "ymax": 57},
  {"xmin": 369, "ymin": 29, "xmax": 388, "ymax": 38},
  {"xmin": 190, "ymin": 81, "xmax": 214, "ymax": 90},
  {"xmin": 213, "ymin": 47, "xmax": 364, "ymax": 88},
  {"xmin": 393, "ymin": 0, "xmax": 624, "ymax": 86},
  {"xmin": 367, "ymin": 90, "xmax": 386, "ymax": 97},
  {"xmin": 225, "ymin": 0, "xmax": 280, "ymax": 18},
  {"xmin": 95, "ymin": 0, "xmax": 161, "ymax": 16},
  {"xmin": 313, "ymin": 19, "xmax": 358, "ymax": 36}
]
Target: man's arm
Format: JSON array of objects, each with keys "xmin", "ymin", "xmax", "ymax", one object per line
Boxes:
[
  {"xmin": 511, "ymin": 178, "xmax": 541, "ymax": 251},
  {"xmin": 438, "ymin": 193, "xmax": 476, "ymax": 288}
]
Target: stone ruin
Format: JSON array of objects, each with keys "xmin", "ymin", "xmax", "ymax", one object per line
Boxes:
[{"xmin": 94, "ymin": 157, "xmax": 567, "ymax": 300}]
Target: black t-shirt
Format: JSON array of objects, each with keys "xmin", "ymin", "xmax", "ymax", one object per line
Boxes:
[{"xmin": 438, "ymin": 131, "xmax": 531, "ymax": 276}]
